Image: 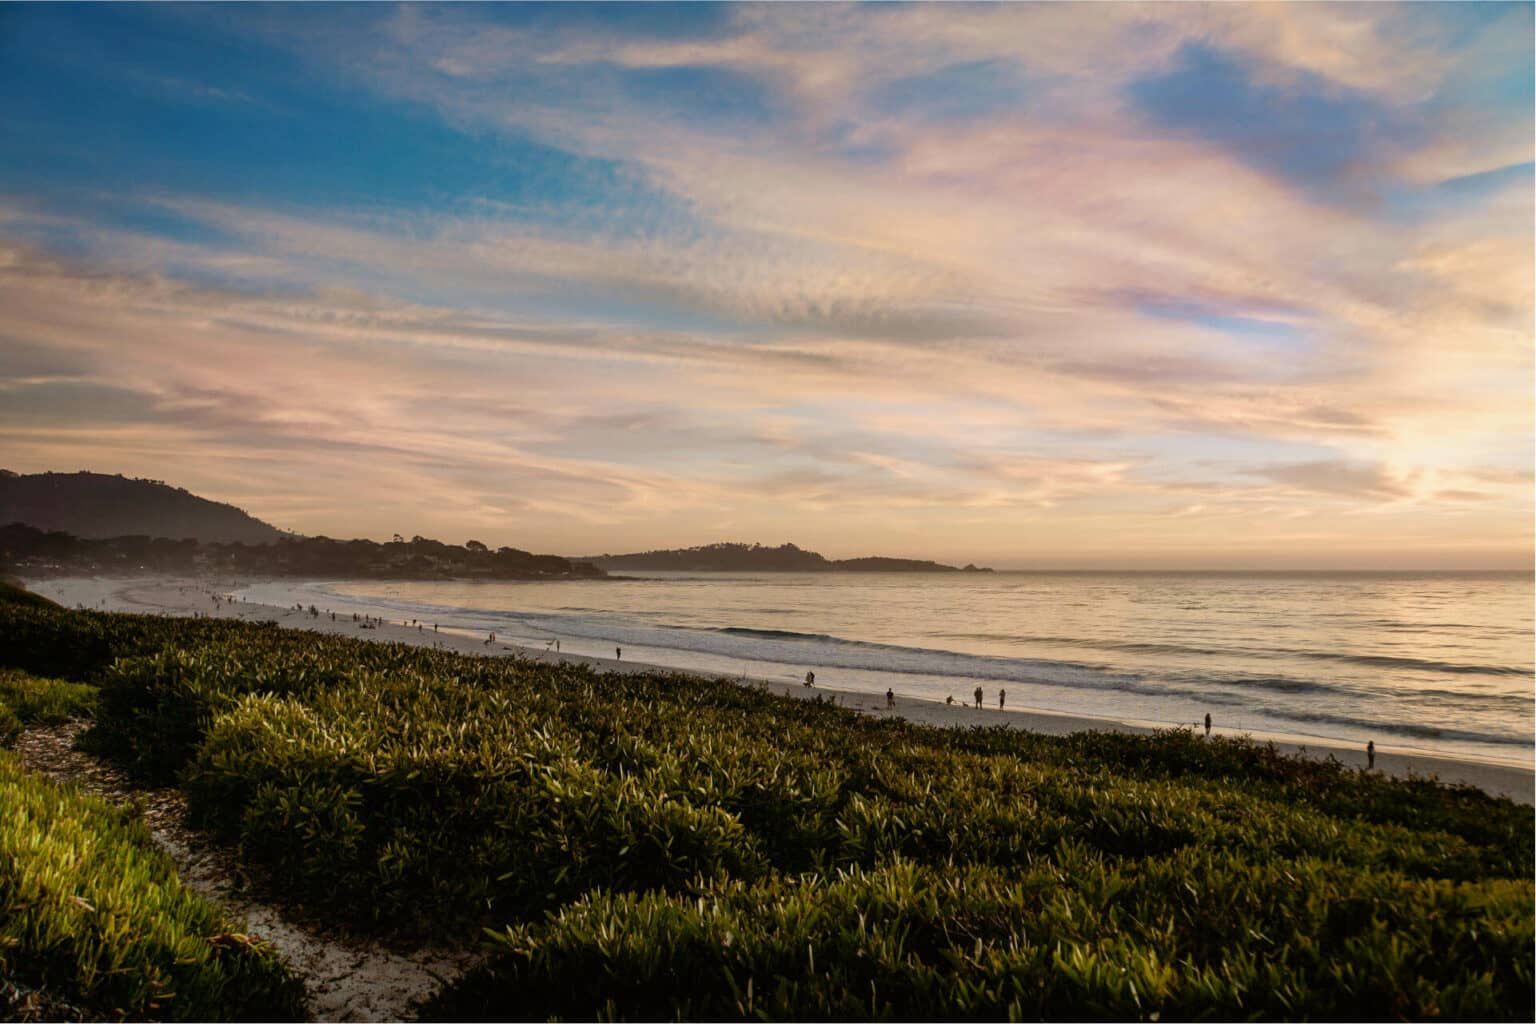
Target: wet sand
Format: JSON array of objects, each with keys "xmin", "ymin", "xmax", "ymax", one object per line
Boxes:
[{"xmin": 26, "ymin": 574, "xmax": 1535, "ymax": 805}]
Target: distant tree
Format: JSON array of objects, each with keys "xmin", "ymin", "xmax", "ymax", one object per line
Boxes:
[
  {"xmin": 392, "ymin": 534, "xmax": 404, "ymax": 544},
  {"xmin": 465, "ymin": 539, "xmax": 488, "ymax": 552}
]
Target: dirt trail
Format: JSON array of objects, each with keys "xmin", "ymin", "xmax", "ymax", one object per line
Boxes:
[{"xmin": 13, "ymin": 723, "xmax": 477, "ymax": 1022}]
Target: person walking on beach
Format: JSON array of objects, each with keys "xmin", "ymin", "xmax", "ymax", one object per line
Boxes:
[
  {"xmin": 886, "ymin": 688, "xmax": 895, "ymax": 708},
  {"xmin": 999, "ymin": 689, "xmax": 1006, "ymax": 710},
  {"xmin": 616, "ymin": 646, "xmax": 622, "ymax": 661},
  {"xmin": 1204, "ymin": 712, "xmax": 1212, "ymax": 738},
  {"xmin": 974, "ymin": 686, "xmax": 983, "ymax": 709},
  {"xmin": 804, "ymin": 670, "xmax": 815, "ymax": 688},
  {"xmin": 1367, "ymin": 740, "xmax": 1375, "ymax": 771}
]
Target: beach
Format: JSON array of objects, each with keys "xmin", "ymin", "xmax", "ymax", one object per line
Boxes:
[{"xmin": 26, "ymin": 574, "xmax": 1535, "ymax": 805}]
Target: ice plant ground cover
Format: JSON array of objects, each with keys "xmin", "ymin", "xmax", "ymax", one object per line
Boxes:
[
  {"xmin": 0, "ymin": 582, "xmax": 1530, "ymax": 1020},
  {"xmin": 0, "ymin": 749, "xmax": 304, "ymax": 1021}
]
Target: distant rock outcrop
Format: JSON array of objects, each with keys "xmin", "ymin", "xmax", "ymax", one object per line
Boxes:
[
  {"xmin": 0, "ymin": 471, "xmax": 284, "ymax": 544},
  {"xmin": 583, "ymin": 542, "xmax": 989, "ymax": 573}
]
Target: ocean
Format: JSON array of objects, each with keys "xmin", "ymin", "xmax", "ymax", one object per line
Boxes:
[{"xmin": 238, "ymin": 571, "xmax": 1534, "ymax": 767}]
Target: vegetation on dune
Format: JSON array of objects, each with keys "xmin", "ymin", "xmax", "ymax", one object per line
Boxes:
[
  {"xmin": 0, "ymin": 576, "xmax": 61, "ymax": 610},
  {"xmin": 0, "ymin": 581, "xmax": 1530, "ymax": 1020},
  {"xmin": 0, "ymin": 661, "xmax": 98, "ymax": 748},
  {"xmin": 0, "ymin": 668, "xmax": 98, "ymax": 735},
  {"xmin": 0, "ymin": 753, "xmax": 305, "ymax": 1021},
  {"xmin": 428, "ymin": 857, "xmax": 1532, "ymax": 1022}
]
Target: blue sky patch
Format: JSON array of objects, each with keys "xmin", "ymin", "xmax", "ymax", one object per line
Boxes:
[
  {"xmin": 871, "ymin": 60, "xmax": 1031, "ymax": 123},
  {"xmin": 1128, "ymin": 42, "xmax": 1418, "ymax": 203},
  {"xmin": 0, "ymin": 4, "xmax": 684, "ymax": 235},
  {"xmin": 1137, "ymin": 299, "xmax": 1310, "ymax": 354}
]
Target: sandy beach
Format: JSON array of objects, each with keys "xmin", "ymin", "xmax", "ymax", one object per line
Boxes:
[{"xmin": 26, "ymin": 574, "xmax": 1535, "ymax": 805}]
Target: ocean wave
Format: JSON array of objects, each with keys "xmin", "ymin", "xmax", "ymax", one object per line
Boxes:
[
  {"xmin": 719, "ymin": 626, "xmax": 840, "ymax": 642},
  {"xmin": 942, "ymin": 631, "xmax": 1530, "ymax": 678},
  {"xmin": 1272, "ymin": 707, "xmax": 1531, "ymax": 748}
]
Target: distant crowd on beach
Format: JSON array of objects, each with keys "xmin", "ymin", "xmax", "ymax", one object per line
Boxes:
[{"xmin": 800, "ymin": 667, "xmax": 1380, "ymax": 769}]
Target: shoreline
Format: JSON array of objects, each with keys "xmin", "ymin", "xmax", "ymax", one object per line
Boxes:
[{"xmin": 25, "ymin": 574, "xmax": 1535, "ymax": 805}]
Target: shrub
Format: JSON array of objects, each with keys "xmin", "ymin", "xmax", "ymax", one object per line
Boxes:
[
  {"xmin": 0, "ymin": 668, "xmax": 98, "ymax": 726},
  {"xmin": 0, "ymin": 579, "xmax": 61, "ymax": 611},
  {"xmin": 427, "ymin": 856, "xmax": 1534, "ymax": 1021},
  {"xmin": 0, "ymin": 752, "xmax": 305, "ymax": 1021},
  {"xmin": 183, "ymin": 674, "xmax": 769, "ymax": 932},
  {"xmin": 0, "ymin": 702, "xmax": 20, "ymax": 748},
  {"xmin": 86, "ymin": 634, "xmax": 361, "ymax": 784}
]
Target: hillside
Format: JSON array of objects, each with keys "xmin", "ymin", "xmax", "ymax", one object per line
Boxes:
[
  {"xmin": 0, "ymin": 471, "xmax": 283, "ymax": 544},
  {"xmin": 585, "ymin": 541, "xmax": 991, "ymax": 572},
  {"xmin": 0, "ymin": 524, "xmax": 604, "ymax": 581}
]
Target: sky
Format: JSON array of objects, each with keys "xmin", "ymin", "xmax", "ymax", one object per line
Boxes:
[{"xmin": 0, "ymin": 3, "xmax": 1531, "ymax": 569}]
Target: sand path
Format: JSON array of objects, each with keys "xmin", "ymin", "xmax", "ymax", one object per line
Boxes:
[{"xmin": 12, "ymin": 722, "xmax": 476, "ymax": 1022}]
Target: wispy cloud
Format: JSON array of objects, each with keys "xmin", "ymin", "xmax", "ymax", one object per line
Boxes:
[{"xmin": 0, "ymin": 3, "xmax": 1528, "ymax": 566}]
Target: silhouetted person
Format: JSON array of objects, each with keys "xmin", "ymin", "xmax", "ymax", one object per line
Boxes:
[
  {"xmin": 886, "ymin": 688, "xmax": 895, "ymax": 708},
  {"xmin": 1204, "ymin": 712, "xmax": 1212, "ymax": 738},
  {"xmin": 946, "ymin": 695, "xmax": 954, "ymax": 705},
  {"xmin": 1367, "ymin": 740, "xmax": 1375, "ymax": 771},
  {"xmin": 805, "ymin": 671, "xmax": 815, "ymax": 688},
  {"xmin": 974, "ymin": 686, "xmax": 983, "ymax": 709},
  {"xmin": 999, "ymin": 689, "xmax": 1006, "ymax": 710},
  {"xmin": 616, "ymin": 646, "xmax": 622, "ymax": 660}
]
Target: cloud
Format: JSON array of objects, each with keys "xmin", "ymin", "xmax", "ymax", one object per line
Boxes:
[
  {"xmin": 0, "ymin": 3, "xmax": 1529, "ymax": 565},
  {"xmin": 1257, "ymin": 460, "xmax": 1414, "ymax": 501}
]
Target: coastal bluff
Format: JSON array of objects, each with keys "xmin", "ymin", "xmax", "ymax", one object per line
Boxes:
[{"xmin": 583, "ymin": 541, "xmax": 993, "ymax": 573}]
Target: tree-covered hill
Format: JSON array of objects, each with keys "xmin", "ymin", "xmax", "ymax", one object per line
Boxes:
[
  {"xmin": 586, "ymin": 541, "xmax": 991, "ymax": 572},
  {"xmin": 0, "ymin": 524, "xmax": 604, "ymax": 581},
  {"xmin": 0, "ymin": 471, "xmax": 283, "ymax": 544}
]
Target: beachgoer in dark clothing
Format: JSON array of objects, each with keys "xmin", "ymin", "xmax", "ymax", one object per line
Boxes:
[
  {"xmin": 946, "ymin": 695, "xmax": 953, "ymax": 705},
  {"xmin": 1367, "ymin": 740, "xmax": 1375, "ymax": 770},
  {"xmin": 1204, "ymin": 712, "xmax": 1212, "ymax": 737},
  {"xmin": 974, "ymin": 686, "xmax": 983, "ymax": 709},
  {"xmin": 805, "ymin": 671, "xmax": 815, "ymax": 688},
  {"xmin": 999, "ymin": 689, "xmax": 1006, "ymax": 710},
  {"xmin": 886, "ymin": 688, "xmax": 894, "ymax": 708},
  {"xmin": 616, "ymin": 647, "xmax": 622, "ymax": 660}
]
